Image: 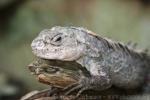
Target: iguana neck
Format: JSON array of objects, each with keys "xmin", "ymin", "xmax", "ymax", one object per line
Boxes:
[{"xmin": 77, "ymin": 34, "xmax": 150, "ymax": 73}]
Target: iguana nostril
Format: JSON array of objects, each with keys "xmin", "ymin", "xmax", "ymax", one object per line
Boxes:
[
  {"xmin": 32, "ymin": 40, "xmax": 45, "ymax": 50},
  {"xmin": 44, "ymin": 36, "xmax": 51, "ymax": 43}
]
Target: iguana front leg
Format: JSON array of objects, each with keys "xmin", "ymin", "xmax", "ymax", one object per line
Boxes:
[
  {"xmin": 63, "ymin": 76, "xmax": 111, "ymax": 97},
  {"xmin": 63, "ymin": 64, "xmax": 112, "ymax": 97}
]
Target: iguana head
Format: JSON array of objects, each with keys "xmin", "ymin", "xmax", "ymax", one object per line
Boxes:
[{"xmin": 31, "ymin": 26, "xmax": 87, "ymax": 61}]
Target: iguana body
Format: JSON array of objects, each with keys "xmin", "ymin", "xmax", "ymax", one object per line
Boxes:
[{"xmin": 31, "ymin": 26, "xmax": 150, "ymax": 96}]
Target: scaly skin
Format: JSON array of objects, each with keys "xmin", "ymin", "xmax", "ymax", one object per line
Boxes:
[{"xmin": 31, "ymin": 26, "xmax": 150, "ymax": 96}]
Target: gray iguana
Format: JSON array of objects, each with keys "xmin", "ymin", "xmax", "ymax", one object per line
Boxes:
[{"xmin": 31, "ymin": 26, "xmax": 150, "ymax": 97}]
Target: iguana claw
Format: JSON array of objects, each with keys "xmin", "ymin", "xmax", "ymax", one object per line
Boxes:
[{"xmin": 62, "ymin": 76, "xmax": 92, "ymax": 98}]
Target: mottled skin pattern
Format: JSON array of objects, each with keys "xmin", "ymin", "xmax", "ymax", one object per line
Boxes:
[{"xmin": 31, "ymin": 26, "xmax": 150, "ymax": 96}]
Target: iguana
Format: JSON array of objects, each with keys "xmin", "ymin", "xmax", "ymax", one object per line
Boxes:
[{"xmin": 31, "ymin": 26, "xmax": 150, "ymax": 97}]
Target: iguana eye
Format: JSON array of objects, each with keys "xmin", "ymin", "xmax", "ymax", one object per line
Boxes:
[
  {"xmin": 50, "ymin": 34, "xmax": 62, "ymax": 46},
  {"xmin": 53, "ymin": 35, "xmax": 62, "ymax": 42}
]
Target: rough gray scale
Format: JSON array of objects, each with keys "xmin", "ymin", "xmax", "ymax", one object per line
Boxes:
[{"xmin": 31, "ymin": 26, "xmax": 150, "ymax": 95}]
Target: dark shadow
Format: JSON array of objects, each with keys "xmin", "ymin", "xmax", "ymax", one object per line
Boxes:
[{"xmin": 0, "ymin": 0, "xmax": 26, "ymax": 36}]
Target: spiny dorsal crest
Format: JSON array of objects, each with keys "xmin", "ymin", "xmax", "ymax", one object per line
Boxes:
[{"xmin": 70, "ymin": 26, "xmax": 148, "ymax": 59}]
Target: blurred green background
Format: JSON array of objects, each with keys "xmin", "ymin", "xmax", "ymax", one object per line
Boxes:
[{"xmin": 0, "ymin": 0, "xmax": 150, "ymax": 99}]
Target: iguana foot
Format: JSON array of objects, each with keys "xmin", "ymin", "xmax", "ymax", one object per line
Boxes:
[
  {"xmin": 47, "ymin": 87, "xmax": 61, "ymax": 96},
  {"xmin": 63, "ymin": 77, "xmax": 92, "ymax": 98},
  {"xmin": 63, "ymin": 74, "xmax": 111, "ymax": 98}
]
